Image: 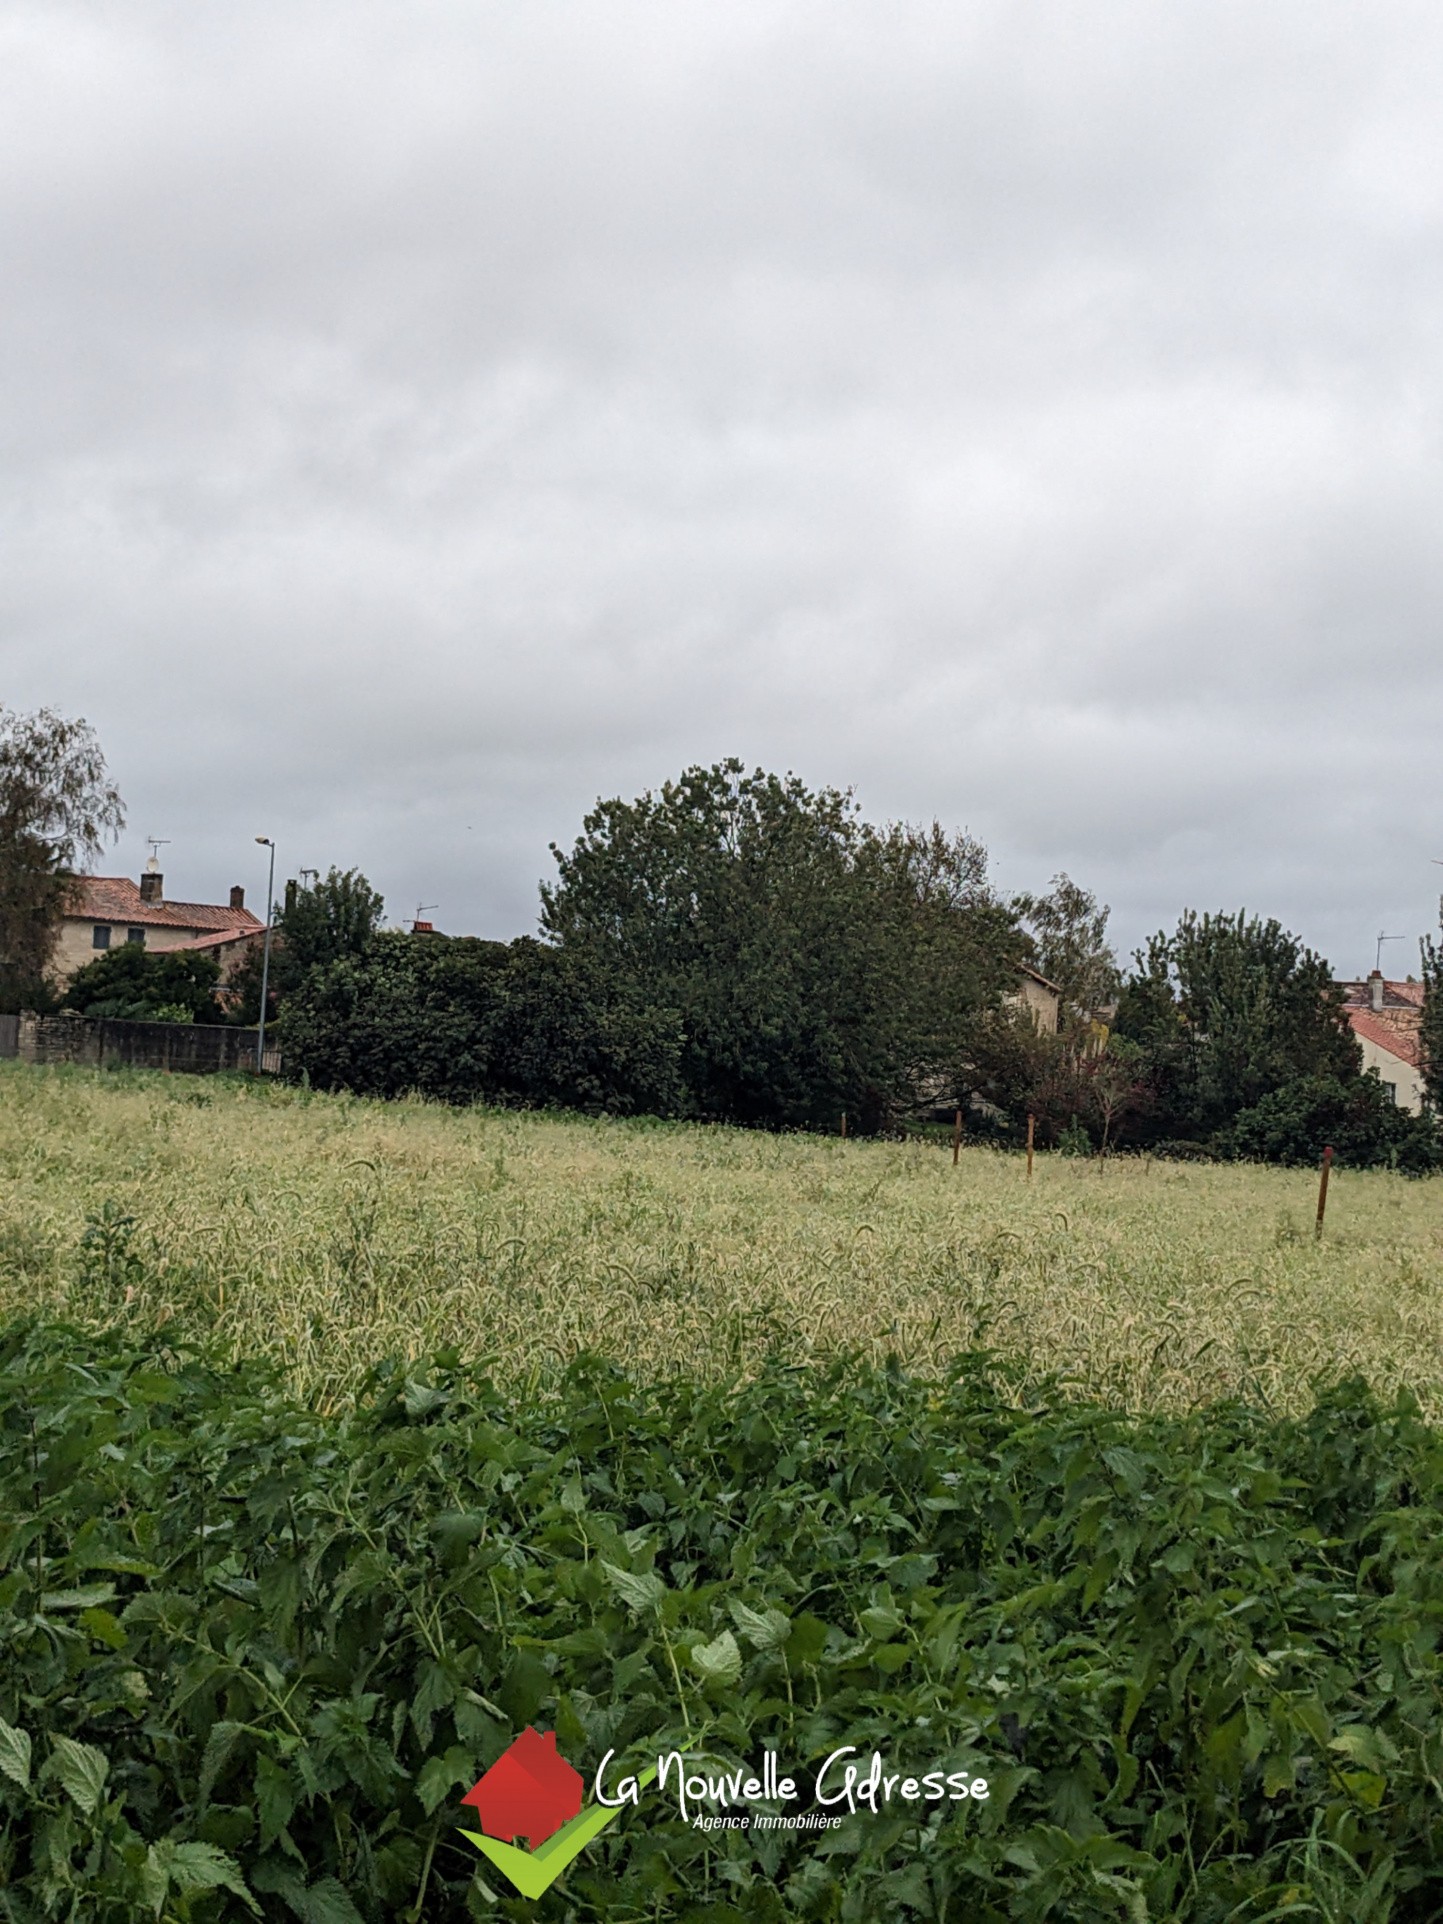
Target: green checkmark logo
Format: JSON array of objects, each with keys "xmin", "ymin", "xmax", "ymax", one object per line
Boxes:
[{"xmin": 461, "ymin": 1765, "xmax": 658, "ymax": 1898}]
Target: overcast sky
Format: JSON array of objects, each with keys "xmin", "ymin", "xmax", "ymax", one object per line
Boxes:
[{"xmin": 4, "ymin": 2, "xmax": 1442, "ymax": 977}]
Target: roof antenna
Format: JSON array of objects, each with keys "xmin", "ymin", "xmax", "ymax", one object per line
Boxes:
[
  {"xmin": 1375, "ymin": 931, "xmax": 1404, "ymax": 972},
  {"xmin": 414, "ymin": 901, "xmax": 438, "ymax": 932},
  {"xmin": 145, "ymin": 836, "xmax": 170, "ymax": 874}
]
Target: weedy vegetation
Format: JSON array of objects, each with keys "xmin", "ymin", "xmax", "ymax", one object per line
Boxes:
[
  {"xmin": 5, "ymin": 1323, "xmax": 1443, "ymax": 1922},
  {"xmin": 1, "ymin": 1062, "xmax": 1441, "ymax": 1414},
  {"xmin": 4, "ymin": 1062, "xmax": 1443, "ymax": 1920}
]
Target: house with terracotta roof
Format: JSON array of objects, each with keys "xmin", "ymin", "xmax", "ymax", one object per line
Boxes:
[
  {"xmin": 1339, "ymin": 972, "xmax": 1426, "ymax": 1113},
  {"xmin": 51, "ymin": 859, "xmax": 264, "ymax": 988}
]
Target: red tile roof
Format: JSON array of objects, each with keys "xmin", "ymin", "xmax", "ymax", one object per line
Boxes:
[
  {"xmin": 1346, "ymin": 1006, "xmax": 1423, "ymax": 1069},
  {"xmin": 1339, "ymin": 977, "xmax": 1425, "ymax": 1009},
  {"xmin": 172, "ymin": 926, "xmax": 267, "ymax": 953},
  {"xmin": 64, "ymin": 877, "xmax": 263, "ymax": 934}
]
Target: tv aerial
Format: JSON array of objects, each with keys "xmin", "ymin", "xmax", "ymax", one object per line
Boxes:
[{"xmin": 1375, "ymin": 931, "xmax": 1405, "ymax": 972}]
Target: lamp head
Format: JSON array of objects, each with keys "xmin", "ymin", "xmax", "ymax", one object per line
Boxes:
[{"xmin": 255, "ymin": 836, "xmax": 272, "ymax": 847}]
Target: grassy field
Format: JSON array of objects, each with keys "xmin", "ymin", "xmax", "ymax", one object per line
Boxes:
[
  {"xmin": 7, "ymin": 1058, "xmax": 1443, "ymax": 1918},
  {"xmin": 2, "ymin": 1058, "xmax": 1440, "ymax": 1414}
]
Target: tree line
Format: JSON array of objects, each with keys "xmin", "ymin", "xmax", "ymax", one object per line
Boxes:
[{"xmin": 3, "ymin": 706, "xmax": 1441, "ymax": 1168}]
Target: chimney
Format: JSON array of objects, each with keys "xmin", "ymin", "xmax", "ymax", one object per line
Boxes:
[
  {"xmin": 139, "ymin": 869, "xmax": 163, "ymax": 904},
  {"xmin": 229, "ymin": 885, "xmax": 245, "ymax": 913},
  {"xmin": 1369, "ymin": 969, "xmax": 1385, "ymax": 1012}
]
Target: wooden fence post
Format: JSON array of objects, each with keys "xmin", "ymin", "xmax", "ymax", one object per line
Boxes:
[
  {"xmin": 840, "ymin": 1112, "xmax": 847, "ymax": 1140},
  {"xmin": 1026, "ymin": 1113, "xmax": 1035, "ymax": 1182},
  {"xmin": 1315, "ymin": 1143, "xmax": 1334, "ymax": 1239},
  {"xmin": 952, "ymin": 1108, "xmax": 962, "ymax": 1167}
]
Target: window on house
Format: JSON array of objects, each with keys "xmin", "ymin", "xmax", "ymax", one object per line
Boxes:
[
  {"xmin": 1383, "ymin": 1081, "xmax": 1398, "ymax": 1103},
  {"xmin": 126, "ymin": 928, "xmax": 145, "ymax": 946},
  {"xmin": 92, "ymin": 925, "xmax": 111, "ymax": 950}
]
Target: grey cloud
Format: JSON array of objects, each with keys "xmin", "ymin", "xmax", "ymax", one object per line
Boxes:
[{"xmin": 3, "ymin": 0, "xmax": 1442, "ymax": 977}]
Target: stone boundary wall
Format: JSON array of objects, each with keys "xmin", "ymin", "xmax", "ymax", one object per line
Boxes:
[{"xmin": 2, "ymin": 1012, "xmax": 279, "ymax": 1076}]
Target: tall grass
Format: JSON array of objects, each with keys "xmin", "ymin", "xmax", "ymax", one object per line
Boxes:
[{"xmin": 2, "ymin": 1059, "xmax": 1440, "ymax": 1412}]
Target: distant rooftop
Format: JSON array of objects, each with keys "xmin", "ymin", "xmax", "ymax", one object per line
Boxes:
[
  {"xmin": 1339, "ymin": 975, "xmax": 1424, "ymax": 1068},
  {"xmin": 66, "ymin": 876, "xmax": 263, "ymax": 935}
]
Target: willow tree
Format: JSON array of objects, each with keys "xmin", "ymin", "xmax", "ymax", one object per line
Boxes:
[{"xmin": 0, "ymin": 707, "xmax": 125, "ymax": 1009}]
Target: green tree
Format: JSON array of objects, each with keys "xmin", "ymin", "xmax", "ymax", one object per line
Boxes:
[
  {"xmin": 852, "ymin": 819, "xmax": 1027, "ymax": 1127},
  {"xmin": 229, "ymin": 866, "xmax": 384, "ymax": 1025},
  {"xmin": 957, "ymin": 1006, "xmax": 1057, "ymax": 1139},
  {"xmin": 541, "ymin": 761, "xmax": 1020, "ymax": 1129},
  {"xmin": 283, "ymin": 866, "xmax": 385, "ymax": 974},
  {"xmin": 1420, "ymin": 905, "xmax": 1443, "ymax": 1113},
  {"xmin": 0, "ymin": 707, "xmax": 124, "ymax": 1010},
  {"xmin": 1012, "ymin": 873, "xmax": 1121, "ymax": 1034},
  {"xmin": 64, "ymin": 944, "xmax": 222, "ymax": 1022},
  {"xmin": 1114, "ymin": 910, "xmax": 1359, "ymax": 1143}
]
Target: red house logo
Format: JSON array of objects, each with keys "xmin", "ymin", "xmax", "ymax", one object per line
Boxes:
[{"xmin": 461, "ymin": 1728, "xmax": 585, "ymax": 1849}]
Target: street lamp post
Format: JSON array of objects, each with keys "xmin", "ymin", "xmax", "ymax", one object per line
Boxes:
[{"xmin": 255, "ymin": 837, "xmax": 276, "ymax": 1074}]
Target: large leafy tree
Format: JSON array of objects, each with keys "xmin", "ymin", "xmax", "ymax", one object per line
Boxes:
[
  {"xmin": 541, "ymin": 760, "xmax": 1021, "ymax": 1128},
  {"xmin": 854, "ymin": 818, "xmax": 1026, "ymax": 1122},
  {"xmin": 1114, "ymin": 909, "xmax": 1359, "ymax": 1142},
  {"xmin": 0, "ymin": 707, "xmax": 124, "ymax": 1010},
  {"xmin": 282, "ymin": 866, "xmax": 386, "ymax": 975},
  {"xmin": 229, "ymin": 866, "xmax": 384, "ymax": 1025}
]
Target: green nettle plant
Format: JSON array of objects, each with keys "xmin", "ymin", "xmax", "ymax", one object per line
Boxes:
[{"xmin": 5, "ymin": 1319, "xmax": 1443, "ymax": 1920}]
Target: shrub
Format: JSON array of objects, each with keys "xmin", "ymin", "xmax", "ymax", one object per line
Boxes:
[
  {"xmin": 1056, "ymin": 1117, "xmax": 1091, "ymax": 1156},
  {"xmin": 281, "ymin": 932, "xmax": 685, "ymax": 1115},
  {"xmin": 1221, "ymin": 1072, "xmax": 1443, "ymax": 1173},
  {"xmin": 63, "ymin": 945, "xmax": 222, "ymax": 1023}
]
